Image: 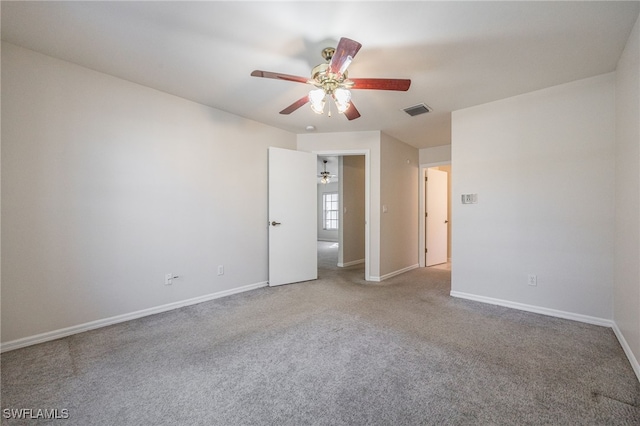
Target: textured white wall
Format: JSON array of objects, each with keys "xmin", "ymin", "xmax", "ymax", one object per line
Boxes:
[
  {"xmin": 419, "ymin": 145, "xmax": 451, "ymax": 165},
  {"xmin": 451, "ymin": 73, "xmax": 616, "ymax": 320},
  {"xmin": 614, "ymin": 14, "xmax": 640, "ymax": 374},
  {"xmin": 380, "ymin": 133, "xmax": 420, "ymax": 278},
  {"xmin": 1, "ymin": 43, "xmax": 296, "ymax": 343}
]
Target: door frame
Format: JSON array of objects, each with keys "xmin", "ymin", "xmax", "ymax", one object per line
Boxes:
[
  {"xmin": 313, "ymin": 149, "xmax": 371, "ymax": 281},
  {"xmin": 419, "ymin": 161, "xmax": 451, "ymax": 268}
]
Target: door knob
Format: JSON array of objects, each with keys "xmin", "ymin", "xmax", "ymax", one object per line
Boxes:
[
  {"xmin": 444, "ymin": 220, "xmax": 449, "ymax": 223},
  {"xmin": 271, "ymin": 221, "xmax": 281, "ymax": 226}
]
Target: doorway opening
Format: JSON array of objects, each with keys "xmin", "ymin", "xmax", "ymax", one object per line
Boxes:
[
  {"xmin": 314, "ymin": 150, "xmax": 370, "ymax": 281},
  {"xmin": 420, "ymin": 164, "xmax": 451, "ymax": 268}
]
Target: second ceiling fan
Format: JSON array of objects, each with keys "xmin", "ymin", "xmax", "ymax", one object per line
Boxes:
[{"xmin": 251, "ymin": 37, "xmax": 411, "ymax": 120}]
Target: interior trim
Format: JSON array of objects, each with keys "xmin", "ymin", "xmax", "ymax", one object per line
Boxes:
[{"xmin": 0, "ymin": 281, "xmax": 268, "ymax": 353}]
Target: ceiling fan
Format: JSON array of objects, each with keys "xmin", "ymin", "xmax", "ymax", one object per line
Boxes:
[
  {"xmin": 318, "ymin": 159, "xmax": 336, "ymax": 184},
  {"xmin": 251, "ymin": 37, "xmax": 411, "ymax": 120}
]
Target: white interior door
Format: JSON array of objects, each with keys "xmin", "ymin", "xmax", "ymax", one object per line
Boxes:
[
  {"xmin": 426, "ymin": 168, "xmax": 448, "ymax": 266},
  {"xmin": 268, "ymin": 147, "xmax": 317, "ymax": 286}
]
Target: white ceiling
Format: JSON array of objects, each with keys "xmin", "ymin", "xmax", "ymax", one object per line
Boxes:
[{"xmin": 2, "ymin": 1, "xmax": 638, "ymax": 149}]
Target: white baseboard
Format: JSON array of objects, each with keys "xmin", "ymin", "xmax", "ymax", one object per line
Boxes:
[
  {"xmin": 612, "ymin": 322, "xmax": 640, "ymax": 383},
  {"xmin": 450, "ymin": 290, "xmax": 640, "ymax": 384},
  {"xmin": 7, "ymin": 281, "xmax": 638, "ymax": 385},
  {"xmin": 0, "ymin": 281, "xmax": 268, "ymax": 353},
  {"xmin": 370, "ymin": 263, "xmax": 419, "ymax": 282},
  {"xmin": 449, "ymin": 291, "xmax": 613, "ymax": 327},
  {"xmin": 338, "ymin": 258, "xmax": 365, "ymax": 267}
]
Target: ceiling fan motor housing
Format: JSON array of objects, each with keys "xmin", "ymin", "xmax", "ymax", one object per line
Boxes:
[{"xmin": 311, "ymin": 63, "xmax": 352, "ymax": 94}]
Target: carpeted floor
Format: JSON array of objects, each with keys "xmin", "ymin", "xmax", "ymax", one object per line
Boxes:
[{"xmin": 2, "ymin": 242, "xmax": 639, "ymax": 425}]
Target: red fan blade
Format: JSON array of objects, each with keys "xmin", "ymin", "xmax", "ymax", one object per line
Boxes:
[
  {"xmin": 343, "ymin": 101, "xmax": 361, "ymax": 121},
  {"xmin": 251, "ymin": 70, "xmax": 309, "ymax": 84},
  {"xmin": 350, "ymin": 78, "xmax": 411, "ymax": 91},
  {"xmin": 279, "ymin": 95, "xmax": 310, "ymax": 115},
  {"xmin": 329, "ymin": 38, "xmax": 362, "ymax": 75}
]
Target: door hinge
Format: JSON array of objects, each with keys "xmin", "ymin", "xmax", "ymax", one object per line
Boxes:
[
  {"xmin": 425, "ymin": 248, "xmax": 428, "ymax": 253},
  {"xmin": 425, "ymin": 212, "xmax": 428, "ymax": 217}
]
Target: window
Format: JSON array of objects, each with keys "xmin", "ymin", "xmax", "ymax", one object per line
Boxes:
[{"xmin": 323, "ymin": 192, "xmax": 339, "ymax": 230}]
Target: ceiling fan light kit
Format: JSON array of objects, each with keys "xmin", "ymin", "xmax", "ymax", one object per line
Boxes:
[
  {"xmin": 320, "ymin": 160, "xmax": 332, "ymax": 184},
  {"xmin": 251, "ymin": 37, "xmax": 411, "ymax": 121},
  {"xmin": 309, "ymin": 88, "xmax": 326, "ymax": 114}
]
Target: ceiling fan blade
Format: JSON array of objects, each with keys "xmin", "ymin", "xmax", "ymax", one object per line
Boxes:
[
  {"xmin": 350, "ymin": 78, "xmax": 411, "ymax": 91},
  {"xmin": 329, "ymin": 38, "xmax": 362, "ymax": 75},
  {"xmin": 343, "ymin": 101, "xmax": 361, "ymax": 121},
  {"xmin": 279, "ymin": 95, "xmax": 310, "ymax": 115},
  {"xmin": 251, "ymin": 70, "xmax": 309, "ymax": 84}
]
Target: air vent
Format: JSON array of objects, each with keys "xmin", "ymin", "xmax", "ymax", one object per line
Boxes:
[{"xmin": 403, "ymin": 103, "xmax": 432, "ymax": 117}]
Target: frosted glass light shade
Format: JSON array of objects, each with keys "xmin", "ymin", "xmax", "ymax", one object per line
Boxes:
[{"xmin": 309, "ymin": 89, "xmax": 326, "ymax": 114}]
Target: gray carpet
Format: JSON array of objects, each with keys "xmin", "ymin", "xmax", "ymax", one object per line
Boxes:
[{"xmin": 2, "ymin": 242, "xmax": 639, "ymax": 425}]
